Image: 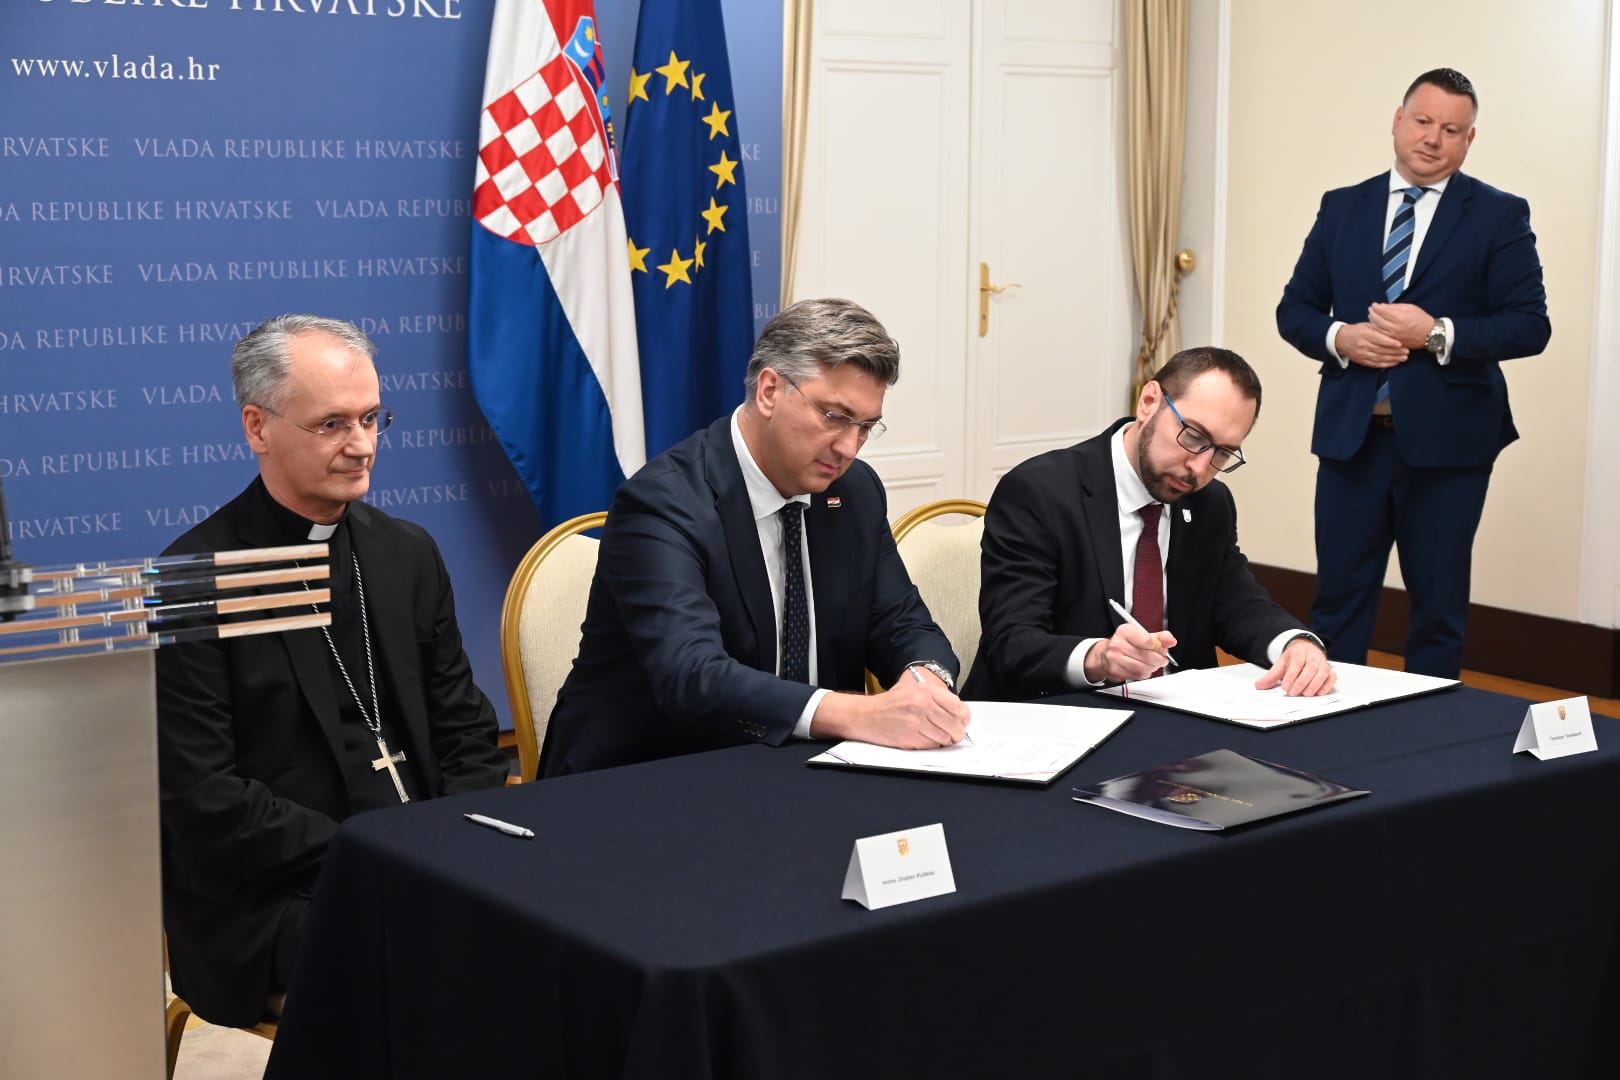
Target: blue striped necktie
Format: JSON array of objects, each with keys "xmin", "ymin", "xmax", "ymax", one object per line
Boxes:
[
  {"xmin": 1381, "ymin": 185, "xmax": 1427, "ymax": 302},
  {"xmin": 1377, "ymin": 185, "xmax": 1428, "ymax": 407}
]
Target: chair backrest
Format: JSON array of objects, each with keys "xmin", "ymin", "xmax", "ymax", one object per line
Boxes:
[
  {"xmin": 500, "ymin": 511, "xmax": 608, "ymax": 782},
  {"xmin": 891, "ymin": 499, "xmax": 988, "ymax": 684}
]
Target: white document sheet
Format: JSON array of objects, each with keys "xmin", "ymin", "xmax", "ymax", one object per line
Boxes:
[
  {"xmin": 808, "ymin": 701, "xmax": 1130, "ymax": 784},
  {"xmin": 1098, "ymin": 661, "xmax": 1458, "ymax": 729}
]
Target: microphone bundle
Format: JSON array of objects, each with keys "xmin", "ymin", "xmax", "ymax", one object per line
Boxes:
[{"xmin": 0, "ymin": 540, "xmax": 332, "ymax": 663}]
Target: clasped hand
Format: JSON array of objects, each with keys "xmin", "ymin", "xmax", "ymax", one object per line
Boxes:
[{"xmin": 1337, "ymin": 303, "xmax": 1431, "ymax": 368}]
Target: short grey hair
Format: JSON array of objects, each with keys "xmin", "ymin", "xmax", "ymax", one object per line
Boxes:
[
  {"xmin": 232, "ymin": 314, "xmax": 377, "ymax": 411},
  {"xmin": 744, "ymin": 298, "xmax": 900, "ymax": 400}
]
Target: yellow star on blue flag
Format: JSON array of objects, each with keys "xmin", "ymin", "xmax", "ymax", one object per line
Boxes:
[{"xmin": 619, "ymin": 0, "xmax": 753, "ymax": 458}]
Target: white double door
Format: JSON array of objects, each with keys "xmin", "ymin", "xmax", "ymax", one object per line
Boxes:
[{"xmin": 792, "ymin": 0, "xmax": 1134, "ymax": 513}]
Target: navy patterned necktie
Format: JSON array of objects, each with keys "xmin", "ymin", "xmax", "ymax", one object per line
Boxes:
[
  {"xmin": 1382, "ymin": 185, "xmax": 1426, "ymax": 302},
  {"xmin": 779, "ymin": 503, "xmax": 809, "ymax": 684}
]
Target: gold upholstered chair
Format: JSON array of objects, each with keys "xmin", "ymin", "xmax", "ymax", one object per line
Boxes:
[
  {"xmin": 868, "ymin": 498, "xmax": 988, "ymax": 691},
  {"xmin": 499, "ymin": 511, "xmax": 608, "ymax": 782},
  {"xmin": 164, "ymin": 934, "xmax": 276, "ymax": 1079}
]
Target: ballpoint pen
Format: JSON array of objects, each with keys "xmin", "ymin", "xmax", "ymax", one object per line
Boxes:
[
  {"xmin": 464, "ymin": 812, "xmax": 535, "ymax": 838},
  {"xmin": 1106, "ymin": 598, "xmax": 1179, "ymax": 668},
  {"xmin": 909, "ymin": 664, "xmax": 975, "ymax": 745}
]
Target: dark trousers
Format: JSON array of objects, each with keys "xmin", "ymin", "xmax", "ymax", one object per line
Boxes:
[{"xmin": 1310, "ymin": 421, "xmax": 1493, "ymax": 679}]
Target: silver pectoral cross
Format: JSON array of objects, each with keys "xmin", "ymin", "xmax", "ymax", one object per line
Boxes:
[{"xmin": 371, "ymin": 736, "xmax": 410, "ymax": 804}]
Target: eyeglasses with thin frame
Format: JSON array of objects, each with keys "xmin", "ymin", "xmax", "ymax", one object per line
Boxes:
[
  {"xmin": 777, "ymin": 371, "xmax": 887, "ymax": 442},
  {"xmin": 1164, "ymin": 396, "xmax": 1246, "ymax": 473},
  {"xmin": 262, "ymin": 404, "xmax": 395, "ymax": 440}
]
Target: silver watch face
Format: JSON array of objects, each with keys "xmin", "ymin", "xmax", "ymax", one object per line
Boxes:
[{"xmin": 1426, "ymin": 326, "xmax": 1445, "ymax": 352}]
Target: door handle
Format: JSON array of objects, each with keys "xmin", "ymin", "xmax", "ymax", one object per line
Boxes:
[{"xmin": 979, "ymin": 262, "xmax": 1021, "ymax": 337}]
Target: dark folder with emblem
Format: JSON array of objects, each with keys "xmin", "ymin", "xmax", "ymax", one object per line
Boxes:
[{"xmin": 1071, "ymin": 749, "xmax": 1369, "ymax": 830}]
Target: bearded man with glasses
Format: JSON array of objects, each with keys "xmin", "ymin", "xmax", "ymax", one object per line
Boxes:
[
  {"xmin": 963, "ymin": 346, "xmax": 1335, "ymax": 701},
  {"xmin": 156, "ymin": 314, "xmax": 507, "ymax": 1028},
  {"xmin": 542, "ymin": 298, "xmax": 968, "ymax": 777}
]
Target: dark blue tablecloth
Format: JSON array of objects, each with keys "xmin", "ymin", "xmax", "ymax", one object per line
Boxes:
[{"xmin": 266, "ymin": 688, "xmax": 1620, "ymax": 1079}]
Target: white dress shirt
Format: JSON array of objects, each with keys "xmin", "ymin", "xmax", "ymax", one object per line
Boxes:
[
  {"xmin": 1066, "ymin": 424, "xmax": 1313, "ymax": 687},
  {"xmin": 729, "ymin": 408, "xmax": 828, "ymax": 738},
  {"xmin": 1326, "ymin": 166, "xmax": 1455, "ymax": 370}
]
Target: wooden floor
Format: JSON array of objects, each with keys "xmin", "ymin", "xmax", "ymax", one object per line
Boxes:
[
  {"xmin": 1213, "ymin": 647, "xmax": 1619, "ymax": 719},
  {"xmin": 1364, "ymin": 649, "xmax": 1620, "ymax": 719}
]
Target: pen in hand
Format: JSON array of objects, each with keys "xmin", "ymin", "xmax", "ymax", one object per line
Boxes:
[
  {"xmin": 1106, "ymin": 598, "xmax": 1179, "ymax": 668},
  {"xmin": 908, "ymin": 664, "xmax": 974, "ymax": 746},
  {"xmin": 464, "ymin": 812, "xmax": 535, "ymax": 839}
]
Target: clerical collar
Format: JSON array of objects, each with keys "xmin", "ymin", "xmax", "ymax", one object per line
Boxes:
[{"xmin": 253, "ymin": 475, "xmax": 348, "ymax": 545}]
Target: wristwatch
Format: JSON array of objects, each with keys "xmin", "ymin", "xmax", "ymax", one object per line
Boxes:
[
  {"xmin": 1424, "ymin": 321, "xmax": 1447, "ymax": 355},
  {"xmin": 906, "ymin": 660, "xmax": 956, "ymax": 693}
]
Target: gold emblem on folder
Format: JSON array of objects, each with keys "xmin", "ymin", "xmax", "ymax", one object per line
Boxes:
[
  {"xmin": 896, "ymin": 837, "xmax": 910, "ymax": 856},
  {"xmin": 1165, "ymin": 788, "xmax": 1203, "ymax": 805}
]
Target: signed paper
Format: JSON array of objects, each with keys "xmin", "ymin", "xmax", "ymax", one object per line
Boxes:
[{"xmin": 810, "ymin": 701, "xmax": 1129, "ymax": 784}]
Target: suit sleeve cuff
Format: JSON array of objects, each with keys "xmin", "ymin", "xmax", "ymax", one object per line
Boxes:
[
  {"xmin": 1326, "ymin": 321, "xmax": 1349, "ymax": 367},
  {"xmin": 1266, "ymin": 630, "xmax": 1325, "ymax": 664},
  {"xmin": 1068, "ymin": 638, "xmax": 1106, "ymax": 687},
  {"xmin": 793, "ymin": 688, "xmax": 832, "ymax": 740}
]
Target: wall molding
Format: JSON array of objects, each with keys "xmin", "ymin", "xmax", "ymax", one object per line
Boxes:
[
  {"xmin": 1208, "ymin": 0, "xmax": 1230, "ymax": 346},
  {"xmin": 1581, "ymin": 0, "xmax": 1620, "ymax": 628},
  {"xmin": 1251, "ymin": 564, "xmax": 1620, "ymax": 697}
]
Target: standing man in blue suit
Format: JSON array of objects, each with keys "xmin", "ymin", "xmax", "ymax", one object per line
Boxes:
[
  {"xmin": 542, "ymin": 298, "xmax": 969, "ymax": 777},
  {"xmin": 1277, "ymin": 68, "xmax": 1549, "ymax": 678}
]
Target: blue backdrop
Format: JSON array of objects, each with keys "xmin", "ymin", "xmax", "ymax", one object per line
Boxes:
[{"xmin": 0, "ymin": 0, "xmax": 783, "ymax": 729}]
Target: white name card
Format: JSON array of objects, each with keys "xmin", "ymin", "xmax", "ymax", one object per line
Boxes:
[
  {"xmin": 841, "ymin": 822, "xmax": 955, "ymax": 911},
  {"xmin": 1513, "ymin": 696, "xmax": 1598, "ymax": 761}
]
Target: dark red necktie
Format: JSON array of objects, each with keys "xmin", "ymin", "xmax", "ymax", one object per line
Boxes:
[{"xmin": 1132, "ymin": 503, "xmax": 1165, "ymax": 677}]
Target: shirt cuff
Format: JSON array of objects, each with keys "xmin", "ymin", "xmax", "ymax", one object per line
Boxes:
[
  {"xmin": 1436, "ymin": 316, "xmax": 1455, "ymax": 365},
  {"xmin": 793, "ymin": 688, "xmax": 833, "ymax": 740},
  {"xmin": 1326, "ymin": 321, "xmax": 1349, "ymax": 368},
  {"xmin": 1068, "ymin": 638, "xmax": 1106, "ymax": 687},
  {"xmin": 1266, "ymin": 630, "xmax": 1325, "ymax": 665}
]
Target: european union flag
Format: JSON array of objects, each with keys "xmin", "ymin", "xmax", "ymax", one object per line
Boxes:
[{"xmin": 620, "ymin": 0, "xmax": 754, "ymax": 457}]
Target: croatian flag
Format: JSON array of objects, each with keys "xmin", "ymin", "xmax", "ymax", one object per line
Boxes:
[{"xmin": 468, "ymin": 0, "xmax": 645, "ymax": 531}]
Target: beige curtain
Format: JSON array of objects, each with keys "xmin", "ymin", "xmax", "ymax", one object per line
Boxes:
[
  {"xmin": 781, "ymin": 0, "xmax": 813, "ymax": 306},
  {"xmin": 1126, "ymin": 0, "xmax": 1189, "ymax": 405}
]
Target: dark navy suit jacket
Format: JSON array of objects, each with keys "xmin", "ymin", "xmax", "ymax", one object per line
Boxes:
[
  {"xmin": 962, "ymin": 421, "xmax": 1304, "ymax": 701},
  {"xmin": 542, "ymin": 416, "xmax": 956, "ymax": 777},
  {"xmin": 1276, "ymin": 170, "xmax": 1549, "ymax": 468}
]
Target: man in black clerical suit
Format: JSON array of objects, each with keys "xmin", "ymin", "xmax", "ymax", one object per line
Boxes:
[
  {"xmin": 962, "ymin": 346, "xmax": 1337, "ymax": 701},
  {"xmin": 543, "ymin": 298, "xmax": 969, "ymax": 777},
  {"xmin": 157, "ymin": 315, "xmax": 507, "ymax": 1027}
]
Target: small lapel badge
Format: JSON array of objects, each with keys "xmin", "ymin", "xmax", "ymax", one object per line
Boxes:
[
  {"xmin": 1182, "ymin": 507, "xmax": 1191, "ymax": 524},
  {"xmin": 827, "ymin": 496, "xmax": 842, "ymax": 510}
]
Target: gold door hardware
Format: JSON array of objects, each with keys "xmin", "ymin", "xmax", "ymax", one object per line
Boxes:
[{"xmin": 979, "ymin": 263, "xmax": 1022, "ymax": 337}]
